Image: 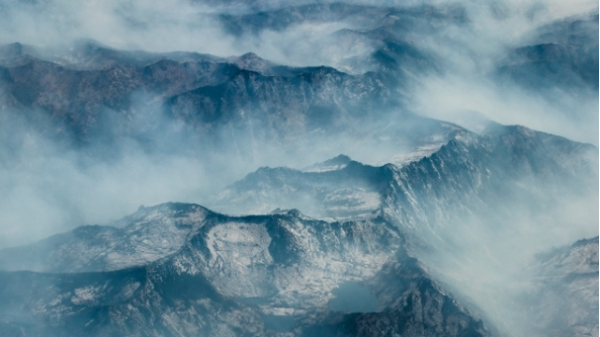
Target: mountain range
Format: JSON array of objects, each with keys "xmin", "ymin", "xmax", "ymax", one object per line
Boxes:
[
  {"xmin": 0, "ymin": 1, "xmax": 597, "ymax": 336},
  {"xmin": 0, "ymin": 121, "xmax": 596, "ymax": 336}
]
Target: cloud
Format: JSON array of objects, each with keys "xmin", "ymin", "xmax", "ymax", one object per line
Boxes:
[
  {"xmin": 0, "ymin": 0, "xmax": 596, "ymax": 245},
  {"xmin": 0, "ymin": 104, "xmax": 222, "ymax": 247},
  {"xmin": 400, "ymin": 0, "xmax": 599, "ymax": 144},
  {"xmin": 0, "ymin": 0, "xmax": 236, "ymax": 56},
  {"xmin": 0, "ymin": 0, "xmax": 596, "ymax": 70},
  {"xmin": 412, "ymin": 74, "xmax": 599, "ymax": 145},
  {"xmin": 0, "ymin": 4, "xmax": 596, "ymax": 336}
]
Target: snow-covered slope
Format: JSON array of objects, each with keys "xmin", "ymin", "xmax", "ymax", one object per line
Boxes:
[
  {"xmin": 0, "ymin": 203, "xmax": 493, "ymax": 337},
  {"xmin": 212, "ymin": 122, "xmax": 599, "ymax": 337},
  {"xmin": 0, "ymin": 204, "xmax": 209, "ymax": 273},
  {"xmin": 0, "ymin": 120, "xmax": 596, "ymax": 336}
]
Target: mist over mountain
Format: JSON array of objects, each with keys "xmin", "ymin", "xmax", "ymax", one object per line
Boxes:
[{"xmin": 0, "ymin": 0, "xmax": 597, "ymax": 336}]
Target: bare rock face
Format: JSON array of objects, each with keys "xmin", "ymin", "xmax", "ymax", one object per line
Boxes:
[{"xmin": 0, "ymin": 202, "xmax": 493, "ymax": 337}]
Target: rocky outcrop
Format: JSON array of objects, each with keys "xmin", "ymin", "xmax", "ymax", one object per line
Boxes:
[{"xmin": 0, "ymin": 202, "xmax": 493, "ymax": 337}]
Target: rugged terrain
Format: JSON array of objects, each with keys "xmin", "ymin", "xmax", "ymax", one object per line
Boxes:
[
  {"xmin": 0, "ymin": 203, "xmax": 494, "ymax": 337},
  {"xmin": 0, "ymin": 1, "xmax": 597, "ymax": 336},
  {"xmin": 0, "ymin": 120, "xmax": 597, "ymax": 336}
]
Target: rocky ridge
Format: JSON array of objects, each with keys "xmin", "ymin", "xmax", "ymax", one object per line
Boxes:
[{"xmin": 0, "ymin": 203, "xmax": 492, "ymax": 337}]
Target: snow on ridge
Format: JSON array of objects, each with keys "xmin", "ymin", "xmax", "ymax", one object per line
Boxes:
[
  {"xmin": 303, "ymin": 163, "xmax": 349, "ymax": 173},
  {"xmin": 374, "ymin": 143, "xmax": 446, "ymax": 168}
]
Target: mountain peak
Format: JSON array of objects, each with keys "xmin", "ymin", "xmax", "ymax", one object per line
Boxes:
[
  {"xmin": 239, "ymin": 51, "xmax": 261, "ymax": 60},
  {"xmin": 230, "ymin": 51, "xmax": 275, "ymax": 74},
  {"xmin": 324, "ymin": 154, "xmax": 352, "ymax": 165},
  {"xmin": 303, "ymin": 154, "xmax": 352, "ymax": 172},
  {"xmin": 269, "ymin": 207, "xmax": 305, "ymax": 218},
  {"xmin": 0, "ymin": 42, "xmax": 23, "ymax": 57}
]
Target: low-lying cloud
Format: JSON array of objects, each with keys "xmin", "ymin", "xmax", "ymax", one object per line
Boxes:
[
  {"xmin": 0, "ymin": 106, "xmax": 220, "ymax": 247},
  {"xmin": 0, "ymin": 0, "xmax": 596, "ymax": 245}
]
